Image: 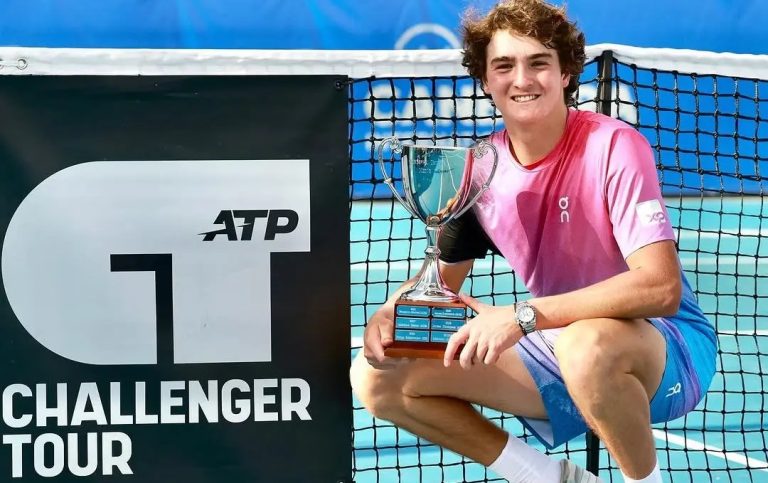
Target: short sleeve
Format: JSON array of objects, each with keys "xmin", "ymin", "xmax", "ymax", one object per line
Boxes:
[
  {"xmin": 438, "ymin": 208, "xmax": 500, "ymax": 263},
  {"xmin": 605, "ymin": 128, "xmax": 676, "ymax": 258}
]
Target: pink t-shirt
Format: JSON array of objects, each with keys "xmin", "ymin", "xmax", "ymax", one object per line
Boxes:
[{"xmin": 472, "ymin": 109, "xmax": 675, "ymax": 297}]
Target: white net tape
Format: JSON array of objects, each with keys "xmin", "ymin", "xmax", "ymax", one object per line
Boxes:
[{"xmin": 1, "ymin": 44, "xmax": 768, "ymax": 79}]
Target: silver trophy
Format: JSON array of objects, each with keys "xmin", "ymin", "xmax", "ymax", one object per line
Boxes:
[{"xmin": 377, "ymin": 138, "xmax": 498, "ymax": 358}]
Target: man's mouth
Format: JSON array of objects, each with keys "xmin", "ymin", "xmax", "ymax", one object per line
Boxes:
[{"xmin": 511, "ymin": 94, "xmax": 540, "ymax": 103}]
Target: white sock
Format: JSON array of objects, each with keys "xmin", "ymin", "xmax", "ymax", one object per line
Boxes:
[
  {"xmin": 488, "ymin": 433, "xmax": 562, "ymax": 483},
  {"xmin": 621, "ymin": 461, "xmax": 662, "ymax": 483}
]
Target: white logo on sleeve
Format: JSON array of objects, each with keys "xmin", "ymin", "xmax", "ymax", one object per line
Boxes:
[{"xmin": 635, "ymin": 199, "xmax": 667, "ymax": 225}]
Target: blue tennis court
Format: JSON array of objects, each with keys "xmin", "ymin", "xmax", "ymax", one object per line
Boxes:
[{"xmin": 350, "ymin": 196, "xmax": 768, "ymax": 482}]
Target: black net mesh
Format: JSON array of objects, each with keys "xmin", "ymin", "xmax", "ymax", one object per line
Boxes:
[{"xmin": 349, "ymin": 54, "xmax": 768, "ymax": 482}]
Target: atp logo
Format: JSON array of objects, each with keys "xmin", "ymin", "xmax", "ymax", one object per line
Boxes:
[
  {"xmin": 1, "ymin": 160, "xmax": 310, "ymax": 365},
  {"xmin": 200, "ymin": 210, "xmax": 299, "ymax": 241}
]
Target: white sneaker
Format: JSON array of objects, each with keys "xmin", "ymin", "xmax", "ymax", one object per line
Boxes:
[{"xmin": 559, "ymin": 459, "xmax": 602, "ymax": 483}]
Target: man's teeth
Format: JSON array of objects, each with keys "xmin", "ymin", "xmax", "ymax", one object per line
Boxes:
[{"xmin": 513, "ymin": 95, "xmax": 539, "ymax": 102}]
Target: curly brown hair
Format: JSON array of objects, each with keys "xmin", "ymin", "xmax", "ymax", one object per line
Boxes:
[{"xmin": 461, "ymin": 0, "xmax": 586, "ymax": 106}]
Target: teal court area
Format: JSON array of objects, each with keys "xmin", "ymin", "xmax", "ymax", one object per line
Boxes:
[{"xmin": 349, "ymin": 197, "xmax": 768, "ymax": 482}]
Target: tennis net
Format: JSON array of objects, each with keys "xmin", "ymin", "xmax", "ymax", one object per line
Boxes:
[{"xmin": 349, "ymin": 45, "xmax": 768, "ymax": 482}]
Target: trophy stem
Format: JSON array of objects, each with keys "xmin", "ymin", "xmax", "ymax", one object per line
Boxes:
[{"xmin": 401, "ymin": 225, "xmax": 459, "ymax": 303}]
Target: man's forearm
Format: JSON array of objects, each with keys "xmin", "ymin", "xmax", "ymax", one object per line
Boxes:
[{"xmin": 530, "ymin": 266, "xmax": 682, "ymax": 330}]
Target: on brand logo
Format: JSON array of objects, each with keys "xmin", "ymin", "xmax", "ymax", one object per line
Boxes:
[
  {"xmin": 1, "ymin": 160, "xmax": 310, "ymax": 365},
  {"xmin": 559, "ymin": 196, "xmax": 570, "ymax": 223}
]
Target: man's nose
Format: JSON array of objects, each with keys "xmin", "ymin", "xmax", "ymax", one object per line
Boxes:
[{"xmin": 512, "ymin": 66, "xmax": 534, "ymax": 89}]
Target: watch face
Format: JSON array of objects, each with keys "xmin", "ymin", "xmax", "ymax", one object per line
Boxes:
[{"xmin": 518, "ymin": 305, "xmax": 535, "ymax": 322}]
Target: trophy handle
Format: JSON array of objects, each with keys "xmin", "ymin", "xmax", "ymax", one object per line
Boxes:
[
  {"xmin": 443, "ymin": 139, "xmax": 499, "ymax": 223},
  {"xmin": 377, "ymin": 137, "xmax": 422, "ymax": 220}
]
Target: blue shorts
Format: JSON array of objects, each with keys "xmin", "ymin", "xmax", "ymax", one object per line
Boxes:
[{"xmin": 513, "ymin": 318, "xmax": 717, "ymax": 449}]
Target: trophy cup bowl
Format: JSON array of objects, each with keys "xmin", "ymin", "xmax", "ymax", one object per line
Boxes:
[{"xmin": 377, "ymin": 138, "xmax": 498, "ymax": 358}]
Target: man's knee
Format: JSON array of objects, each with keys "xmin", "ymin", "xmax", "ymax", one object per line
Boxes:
[
  {"xmin": 349, "ymin": 353, "xmax": 407, "ymax": 421},
  {"xmin": 556, "ymin": 320, "xmax": 623, "ymax": 371},
  {"xmin": 554, "ymin": 320, "xmax": 628, "ymax": 410},
  {"xmin": 555, "ymin": 318, "xmax": 664, "ymax": 396}
]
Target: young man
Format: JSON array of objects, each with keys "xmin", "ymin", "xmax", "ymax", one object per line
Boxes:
[{"xmin": 350, "ymin": 1, "xmax": 717, "ymax": 482}]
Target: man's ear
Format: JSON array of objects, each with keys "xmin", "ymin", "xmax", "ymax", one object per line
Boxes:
[{"xmin": 562, "ymin": 73, "xmax": 571, "ymax": 88}]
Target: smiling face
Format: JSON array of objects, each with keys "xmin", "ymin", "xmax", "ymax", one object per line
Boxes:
[{"xmin": 483, "ymin": 30, "xmax": 570, "ymax": 128}]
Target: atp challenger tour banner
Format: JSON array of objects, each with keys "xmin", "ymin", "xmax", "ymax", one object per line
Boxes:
[{"xmin": 0, "ymin": 76, "xmax": 351, "ymax": 481}]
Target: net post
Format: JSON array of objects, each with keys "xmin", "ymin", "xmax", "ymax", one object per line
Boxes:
[
  {"xmin": 585, "ymin": 431, "xmax": 601, "ymax": 476},
  {"xmin": 596, "ymin": 49, "xmax": 615, "ymax": 116},
  {"xmin": 582, "ymin": 49, "xmax": 615, "ymax": 478}
]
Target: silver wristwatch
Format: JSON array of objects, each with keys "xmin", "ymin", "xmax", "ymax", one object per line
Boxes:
[{"xmin": 515, "ymin": 301, "xmax": 537, "ymax": 335}]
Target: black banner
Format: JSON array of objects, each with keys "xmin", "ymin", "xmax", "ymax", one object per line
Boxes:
[{"xmin": 0, "ymin": 76, "xmax": 351, "ymax": 482}]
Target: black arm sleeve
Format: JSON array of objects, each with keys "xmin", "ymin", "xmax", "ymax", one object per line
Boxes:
[{"xmin": 437, "ymin": 208, "xmax": 500, "ymax": 263}]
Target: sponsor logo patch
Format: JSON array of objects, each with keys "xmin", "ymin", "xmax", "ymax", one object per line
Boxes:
[{"xmin": 636, "ymin": 199, "xmax": 667, "ymax": 225}]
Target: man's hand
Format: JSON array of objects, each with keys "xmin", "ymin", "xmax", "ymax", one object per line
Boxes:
[
  {"xmin": 444, "ymin": 294, "xmax": 522, "ymax": 369},
  {"xmin": 363, "ymin": 305, "xmax": 405, "ymax": 369}
]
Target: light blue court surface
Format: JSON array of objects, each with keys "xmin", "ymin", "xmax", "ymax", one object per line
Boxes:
[{"xmin": 349, "ymin": 197, "xmax": 768, "ymax": 483}]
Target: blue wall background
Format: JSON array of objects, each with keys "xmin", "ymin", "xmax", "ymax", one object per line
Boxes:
[{"xmin": 1, "ymin": 0, "xmax": 765, "ymax": 54}]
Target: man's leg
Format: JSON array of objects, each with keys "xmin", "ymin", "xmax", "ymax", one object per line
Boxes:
[
  {"xmin": 350, "ymin": 348, "xmax": 545, "ymax": 466},
  {"xmin": 554, "ymin": 318, "xmax": 666, "ymax": 480}
]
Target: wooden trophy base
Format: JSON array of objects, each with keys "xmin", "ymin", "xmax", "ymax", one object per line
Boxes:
[{"xmin": 384, "ymin": 299, "xmax": 467, "ymax": 359}]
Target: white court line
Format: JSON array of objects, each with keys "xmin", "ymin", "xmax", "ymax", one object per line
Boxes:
[
  {"xmin": 678, "ymin": 228, "xmax": 767, "ymax": 238},
  {"xmin": 719, "ymin": 329, "xmax": 768, "ymax": 336},
  {"xmin": 653, "ymin": 429, "xmax": 768, "ymax": 472}
]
